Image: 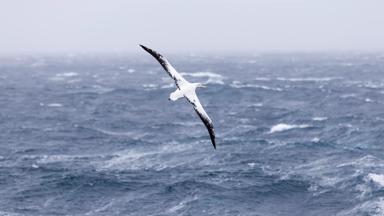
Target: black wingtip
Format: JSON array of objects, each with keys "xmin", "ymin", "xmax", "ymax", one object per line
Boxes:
[
  {"xmin": 212, "ymin": 138, "xmax": 216, "ymax": 149},
  {"xmin": 139, "ymin": 44, "xmax": 148, "ymax": 50},
  {"xmin": 139, "ymin": 44, "xmax": 160, "ymax": 58}
]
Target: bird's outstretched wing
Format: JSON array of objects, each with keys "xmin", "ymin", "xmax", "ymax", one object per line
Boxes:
[
  {"xmin": 140, "ymin": 44, "xmax": 188, "ymax": 88},
  {"xmin": 185, "ymin": 92, "xmax": 216, "ymax": 149}
]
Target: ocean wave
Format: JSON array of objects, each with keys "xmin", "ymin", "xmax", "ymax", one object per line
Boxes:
[
  {"xmin": 30, "ymin": 58, "xmax": 46, "ymax": 68},
  {"xmin": 92, "ymin": 128, "xmax": 147, "ymax": 140},
  {"xmin": 254, "ymin": 77, "xmax": 272, "ymax": 81},
  {"xmin": 46, "ymin": 103, "xmax": 63, "ymax": 107},
  {"xmin": 276, "ymin": 77, "xmax": 340, "ymax": 82},
  {"xmin": 312, "ymin": 117, "xmax": 327, "ymax": 121},
  {"xmin": 56, "ymin": 72, "xmax": 78, "ymax": 77},
  {"xmin": 251, "ymin": 103, "xmax": 263, "ymax": 107},
  {"xmin": 265, "ymin": 154, "xmax": 368, "ymax": 196},
  {"xmin": 336, "ymin": 155, "xmax": 384, "ymax": 169},
  {"xmin": 91, "ymin": 85, "xmax": 115, "ymax": 94},
  {"xmin": 311, "ymin": 137, "xmax": 320, "ymax": 142},
  {"xmin": 142, "ymin": 83, "xmax": 158, "ymax": 90},
  {"xmin": 99, "ymin": 144, "xmax": 197, "ymax": 171},
  {"xmin": 269, "ymin": 123, "xmax": 311, "ymax": 133},
  {"xmin": 337, "ymin": 197, "xmax": 384, "ymax": 216},
  {"xmin": 344, "ymin": 81, "xmax": 384, "ymax": 90},
  {"xmin": 180, "ymin": 71, "xmax": 223, "ymax": 79},
  {"xmin": 21, "ymin": 154, "xmax": 96, "ymax": 165},
  {"xmin": 49, "ymin": 72, "xmax": 79, "ymax": 82},
  {"xmin": 230, "ymin": 81, "xmax": 283, "ymax": 91},
  {"xmin": 0, "ymin": 211, "xmax": 24, "ymax": 216},
  {"xmin": 36, "ymin": 155, "xmax": 80, "ymax": 164},
  {"xmin": 180, "ymin": 71, "xmax": 226, "ymax": 84},
  {"xmin": 367, "ymin": 173, "xmax": 384, "ymax": 187},
  {"xmin": 166, "ymin": 195, "xmax": 199, "ymax": 214},
  {"xmin": 358, "ymin": 81, "xmax": 384, "ymax": 89},
  {"xmin": 365, "ymin": 98, "xmax": 373, "ymax": 103},
  {"xmin": 340, "ymin": 93, "xmax": 358, "ymax": 99},
  {"xmin": 160, "ymin": 83, "xmax": 175, "ymax": 89}
]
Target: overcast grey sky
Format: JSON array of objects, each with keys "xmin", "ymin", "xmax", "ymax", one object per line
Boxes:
[{"xmin": 1, "ymin": 0, "xmax": 384, "ymax": 54}]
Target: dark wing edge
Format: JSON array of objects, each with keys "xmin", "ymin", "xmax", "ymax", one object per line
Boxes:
[
  {"xmin": 139, "ymin": 44, "xmax": 184, "ymax": 87},
  {"xmin": 193, "ymin": 107, "xmax": 216, "ymax": 149},
  {"xmin": 139, "ymin": 44, "xmax": 170, "ymax": 72}
]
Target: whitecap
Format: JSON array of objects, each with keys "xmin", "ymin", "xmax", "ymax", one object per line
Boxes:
[
  {"xmin": 95, "ymin": 129, "xmax": 134, "ymax": 137},
  {"xmin": 312, "ymin": 117, "xmax": 327, "ymax": 121},
  {"xmin": 142, "ymin": 84, "xmax": 158, "ymax": 89},
  {"xmin": 180, "ymin": 71, "xmax": 223, "ymax": 79},
  {"xmin": 99, "ymin": 144, "xmax": 196, "ymax": 171},
  {"xmin": 358, "ymin": 81, "xmax": 384, "ymax": 89},
  {"xmin": 368, "ymin": 173, "xmax": 384, "ymax": 187},
  {"xmin": 340, "ymin": 94, "xmax": 357, "ymax": 99},
  {"xmin": 336, "ymin": 155, "xmax": 384, "ymax": 169},
  {"xmin": 36, "ymin": 155, "xmax": 77, "ymax": 164},
  {"xmin": 276, "ymin": 77, "xmax": 339, "ymax": 82},
  {"xmin": 166, "ymin": 195, "xmax": 199, "ymax": 214},
  {"xmin": 29, "ymin": 154, "xmax": 99, "ymax": 165},
  {"xmin": 56, "ymin": 72, "xmax": 78, "ymax": 77},
  {"xmin": 254, "ymin": 77, "xmax": 272, "ymax": 81},
  {"xmin": 85, "ymin": 201, "xmax": 114, "ymax": 215},
  {"xmin": 250, "ymin": 103, "xmax": 263, "ymax": 107},
  {"xmin": 160, "ymin": 83, "xmax": 174, "ymax": 89},
  {"xmin": 269, "ymin": 123, "xmax": 310, "ymax": 133},
  {"xmin": 230, "ymin": 81, "xmax": 282, "ymax": 91},
  {"xmin": 180, "ymin": 71, "xmax": 225, "ymax": 84},
  {"xmin": 47, "ymin": 103, "xmax": 63, "ymax": 107},
  {"xmin": 311, "ymin": 137, "xmax": 320, "ymax": 143}
]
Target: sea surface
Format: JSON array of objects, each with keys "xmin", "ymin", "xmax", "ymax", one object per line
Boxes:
[{"xmin": 1, "ymin": 52, "xmax": 384, "ymax": 215}]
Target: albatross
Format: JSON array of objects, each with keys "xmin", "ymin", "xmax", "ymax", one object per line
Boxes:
[{"xmin": 140, "ymin": 44, "xmax": 216, "ymax": 149}]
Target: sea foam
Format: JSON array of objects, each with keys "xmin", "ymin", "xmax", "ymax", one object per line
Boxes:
[
  {"xmin": 368, "ymin": 173, "xmax": 384, "ymax": 187},
  {"xmin": 56, "ymin": 72, "xmax": 78, "ymax": 77},
  {"xmin": 180, "ymin": 71, "xmax": 225, "ymax": 84},
  {"xmin": 312, "ymin": 117, "xmax": 327, "ymax": 121},
  {"xmin": 269, "ymin": 123, "xmax": 310, "ymax": 133}
]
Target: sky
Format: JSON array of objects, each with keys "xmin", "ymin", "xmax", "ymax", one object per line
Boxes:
[{"xmin": 1, "ymin": 0, "xmax": 384, "ymax": 54}]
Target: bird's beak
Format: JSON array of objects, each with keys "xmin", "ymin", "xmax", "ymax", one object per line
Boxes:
[{"xmin": 200, "ymin": 84, "xmax": 207, "ymax": 88}]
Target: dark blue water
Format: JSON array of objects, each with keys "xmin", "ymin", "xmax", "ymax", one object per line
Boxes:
[{"xmin": 1, "ymin": 53, "xmax": 384, "ymax": 215}]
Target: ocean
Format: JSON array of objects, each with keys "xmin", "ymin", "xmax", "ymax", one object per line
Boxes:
[{"xmin": 0, "ymin": 52, "xmax": 384, "ymax": 215}]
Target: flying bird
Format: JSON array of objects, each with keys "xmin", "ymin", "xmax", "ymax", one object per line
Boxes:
[{"xmin": 140, "ymin": 44, "xmax": 216, "ymax": 149}]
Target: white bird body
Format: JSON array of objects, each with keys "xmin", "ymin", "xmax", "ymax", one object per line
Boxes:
[
  {"xmin": 140, "ymin": 45, "xmax": 216, "ymax": 149},
  {"xmin": 170, "ymin": 83, "xmax": 199, "ymax": 101},
  {"xmin": 169, "ymin": 88, "xmax": 184, "ymax": 101}
]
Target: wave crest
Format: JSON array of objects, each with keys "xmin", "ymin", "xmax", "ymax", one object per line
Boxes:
[
  {"xmin": 269, "ymin": 123, "xmax": 311, "ymax": 133},
  {"xmin": 180, "ymin": 71, "xmax": 225, "ymax": 84}
]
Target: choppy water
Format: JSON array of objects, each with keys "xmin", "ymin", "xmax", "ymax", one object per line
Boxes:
[{"xmin": 1, "ymin": 52, "xmax": 384, "ymax": 215}]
